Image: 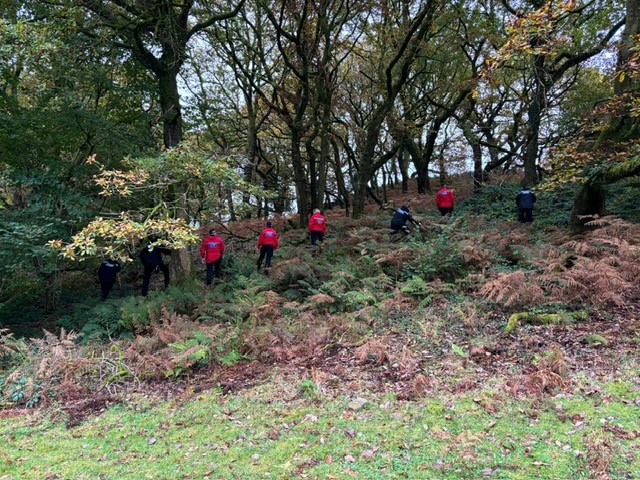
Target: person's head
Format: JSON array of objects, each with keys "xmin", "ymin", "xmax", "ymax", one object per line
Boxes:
[
  {"xmin": 441, "ymin": 183, "xmax": 448, "ymax": 189},
  {"xmin": 401, "ymin": 205, "xmax": 409, "ymax": 212},
  {"xmin": 313, "ymin": 208, "xmax": 321, "ymax": 214},
  {"xmin": 266, "ymin": 221, "xmax": 272, "ymax": 227},
  {"xmin": 209, "ymin": 228, "xmax": 217, "ymax": 236},
  {"xmin": 522, "ymin": 186, "xmax": 529, "ymax": 190}
]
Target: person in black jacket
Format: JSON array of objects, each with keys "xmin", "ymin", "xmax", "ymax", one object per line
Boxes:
[
  {"xmin": 139, "ymin": 241, "xmax": 171, "ymax": 296},
  {"xmin": 516, "ymin": 187, "xmax": 537, "ymax": 223},
  {"xmin": 98, "ymin": 259, "xmax": 121, "ymax": 300},
  {"xmin": 390, "ymin": 205, "xmax": 421, "ymax": 235}
]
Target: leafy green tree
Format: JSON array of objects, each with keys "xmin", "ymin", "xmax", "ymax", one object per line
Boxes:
[
  {"xmin": 492, "ymin": 0, "xmax": 625, "ymax": 186},
  {"xmin": 544, "ymin": 0, "xmax": 640, "ymax": 228},
  {"xmin": 0, "ymin": 4, "xmax": 154, "ymax": 312}
]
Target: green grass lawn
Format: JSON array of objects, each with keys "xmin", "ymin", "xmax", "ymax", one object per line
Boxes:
[{"xmin": 1, "ymin": 376, "xmax": 638, "ymax": 480}]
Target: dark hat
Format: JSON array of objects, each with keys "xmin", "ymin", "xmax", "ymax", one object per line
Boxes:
[
  {"xmin": 209, "ymin": 228, "xmax": 216, "ymax": 235},
  {"xmin": 266, "ymin": 221, "xmax": 272, "ymax": 227},
  {"xmin": 401, "ymin": 205, "xmax": 409, "ymax": 211}
]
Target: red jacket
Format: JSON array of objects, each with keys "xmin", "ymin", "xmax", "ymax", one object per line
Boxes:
[
  {"xmin": 257, "ymin": 227, "xmax": 279, "ymax": 249},
  {"xmin": 200, "ymin": 235, "xmax": 225, "ymax": 263},
  {"xmin": 308, "ymin": 213, "xmax": 327, "ymax": 233},
  {"xmin": 435, "ymin": 187, "xmax": 455, "ymax": 208}
]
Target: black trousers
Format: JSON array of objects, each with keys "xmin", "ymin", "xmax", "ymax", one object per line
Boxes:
[
  {"xmin": 206, "ymin": 259, "xmax": 222, "ymax": 285},
  {"xmin": 100, "ymin": 281, "xmax": 115, "ymax": 300},
  {"xmin": 438, "ymin": 206, "xmax": 454, "ymax": 216},
  {"xmin": 519, "ymin": 208, "xmax": 533, "ymax": 223},
  {"xmin": 257, "ymin": 245, "xmax": 274, "ymax": 269},
  {"xmin": 310, "ymin": 231, "xmax": 324, "ymax": 245},
  {"xmin": 141, "ymin": 263, "xmax": 169, "ymax": 296}
]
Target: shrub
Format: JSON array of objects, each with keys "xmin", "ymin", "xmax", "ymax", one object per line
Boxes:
[
  {"xmin": 401, "ymin": 235, "xmax": 463, "ymax": 283},
  {"xmin": 119, "ymin": 286, "xmax": 200, "ymax": 331}
]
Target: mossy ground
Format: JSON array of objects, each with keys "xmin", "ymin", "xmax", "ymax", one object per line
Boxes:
[{"xmin": 1, "ymin": 374, "xmax": 639, "ymax": 480}]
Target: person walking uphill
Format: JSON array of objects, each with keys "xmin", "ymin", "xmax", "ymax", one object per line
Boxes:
[
  {"xmin": 139, "ymin": 240, "xmax": 171, "ymax": 296},
  {"xmin": 390, "ymin": 205, "xmax": 421, "ymax": 235},
  {"xmin": 98, "ymin": 258, "xmax": 121, "ymax": 300},
  {"xmin": 516, "ymin": 187, "xmax": 537, "ymax": 223},
  {"xmin": 435, "ymin": 184, "xmax": 455, "ymax": 216},
  {"xmin": 308, "ymin": 209, "xmax": 327, "ymax": 246},
  {"xmin": 200, "ymin": 229, "xmax": 225, "ymax": 285},
  {"xmin": 257, "ymin": 221, "xmax": 279, "ymax": 275}
]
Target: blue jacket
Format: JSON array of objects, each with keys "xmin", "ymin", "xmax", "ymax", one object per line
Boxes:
[
  {"xmin": 516, "ymin": 189, "xmax": 537, "ymax": 209},
  {"xmin": 98, "ymin": 259, "xmax": 121, "ymax": 284},
  {"xmin": 139, "ymin": 245, "xmax": 171, "ymax": 267},
  {"xmin": 390, "ymin": 208, "xmax": 416, "ymax": 229}
]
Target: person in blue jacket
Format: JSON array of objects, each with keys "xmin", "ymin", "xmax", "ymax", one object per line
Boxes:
[
  {"xmin": 139, "ymin": 240, "xmax": 171, "ymax": 296},
  {"xmin": 390, "ymin": 205, "xmax": 421, "ymax": 235},
  {"xmin": 98, "ymin": 258, "xmax": 121, "ymax": 300},
  {"xmin": 516, "ymin": 187, "xmax": 537, "ymax": 223}
]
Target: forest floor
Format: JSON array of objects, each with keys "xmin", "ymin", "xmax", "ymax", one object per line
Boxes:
[{"xmin": 1, "ymin": 181, "xmax": 639, "ymax": 479}]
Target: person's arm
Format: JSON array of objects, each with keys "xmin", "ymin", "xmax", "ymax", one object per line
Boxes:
[{"xmin": 274, "ymin": 234, "xmax": 279, "ymax": 250}]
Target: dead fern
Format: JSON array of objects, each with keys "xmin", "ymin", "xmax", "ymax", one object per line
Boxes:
[
  {"xmin": 480, "ymin": 270, "xmax": 544, "ymax": 308},
  {"xmin": 354, "ymin": 338, "xmax": 389, "ymax": 366},
  {"xmin": 544, "ymin": 217, "xmax": 640, "ymax": 305}
]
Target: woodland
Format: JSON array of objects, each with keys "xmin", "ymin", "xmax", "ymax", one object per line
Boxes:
[{"xmin": 1, "ymin": 0, "xmax": 640, "ymax": 479}]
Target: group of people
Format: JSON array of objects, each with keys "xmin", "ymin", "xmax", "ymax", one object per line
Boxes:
[
  {"xmin": 97, "ymin": 186, "xmax": 536, "ymax": 299},
  {"xmin": 96, "ymin": 208, "xmax": 327, "ymax": 299}
]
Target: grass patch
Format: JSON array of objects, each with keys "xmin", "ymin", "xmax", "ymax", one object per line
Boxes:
[{"xmin": 1, "ymin": 377, "xmax": 638, "ymax": 479}]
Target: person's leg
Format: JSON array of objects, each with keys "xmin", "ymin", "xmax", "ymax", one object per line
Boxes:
[
  {"xmin": 265, "ymin": 246, "xmax": 274, "ymax": 268},
  {"xmin": 206, "ymin": 262, "xmax": 214, "ymax": 285},
  {"xmin": 310, "ymin": 231, "xmax": 318, "ymax": 245},
  {"xmin": 213, "ymin": 259, "xmax": 222, "ymax": 278},
  {"xmin": 518, "ymin": 208, "xmax": 525, "ymax": 223},
  {"xmin": 257, "ymin": 247, "xmax": 267, "ymax": 270},
  {"xmin": 141, "ymin": 265, "xmax": 154, "ymax": 296},
  {"xmin": 159, "ymin": 263, "xmax": 170, "ymax": 287},
  {"xmin": 100, "ymin": 282, "xmax": 113, "ymax": 300},
  {"xmin": 317, "ymin": 232, "xmax": 324, "ymax": 244},
  {"xmin": 524, "ymin": 208, "xmax": 533, "ymax": 223}
]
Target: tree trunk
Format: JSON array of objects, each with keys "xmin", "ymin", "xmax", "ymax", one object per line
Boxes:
[
  {"xmin": 399, "ymin": 149, "xmax": 410, "ymax": 193},
  {"xmin": 570, "ymin": 182, "xmax": 606, "ymax": 231},
  {"xmin": 614, "ymin": 0, "xmax": 640, "ymax": 95},
  {"xmin": 157, "ymin": 70, "xmax": 183, "ymax": 149},
  {"xmin": 291, "ymin": 128, "xmax": 311, "ymax": 223},
  {"xmin": 243, "ymin": 97, "xmax": 258, "ymax": 218},
  {"xmin": 471, "ymin": 139, "xmax": 483, "ymax": 191},
  {"xmin": 524, "ymin": 57, "xmax": 545, "ymax": 186},
  {"xmin": 331, "ymin": 139, "xmax": 350, "ymax": 215}
]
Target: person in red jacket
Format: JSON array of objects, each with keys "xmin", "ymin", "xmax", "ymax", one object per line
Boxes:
[
  {"xmin": 200, "ymin": 229, "xmax": 226, "ymax": 285},
  {"xmin": 257, "ymin": 221, "xmax": 279, "ymax": 274},
  {"xmin": 307, "ymin": 209, "xmax": 327, "ymax": 246},
  {"xmin": 435, "ymin": 183, "xmax": 456, "ymax": 216}
]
